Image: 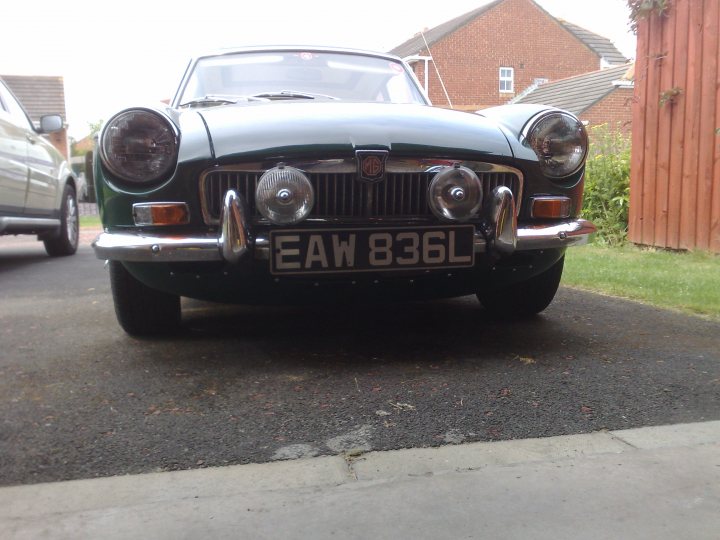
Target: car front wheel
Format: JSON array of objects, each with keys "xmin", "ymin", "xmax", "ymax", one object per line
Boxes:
[
  {"xmin": 43, "ymin": 184, "xmax": 79, "ymax": 256},
  {"xmin": 477, "ymin": 255, "xmax": 565, "ymax": 318},
  {"xmin": 109, "ymin": 261, "xmax": 181, "ymax": 336}
]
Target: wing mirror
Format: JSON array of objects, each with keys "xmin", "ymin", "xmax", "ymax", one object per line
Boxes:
[{"xmin": 39, "ymin": 114, "xmax": 63, "ymax": 133}]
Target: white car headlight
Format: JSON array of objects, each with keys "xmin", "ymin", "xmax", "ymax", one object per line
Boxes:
[
  {"xmin": 526, "ymin": 112, "xmax": 588, "ymax": 178},
  {"xmin": 100, "ymin": 109, "xmax": 178, "ymax": 184}
]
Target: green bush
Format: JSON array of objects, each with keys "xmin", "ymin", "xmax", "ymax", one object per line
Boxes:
[{"xmin": 582, "ymin": 124, "xmax": 631, "ymax": 246}]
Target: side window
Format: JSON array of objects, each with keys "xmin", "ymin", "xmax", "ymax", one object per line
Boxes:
[
  {"xmin": 499, "ymin": 67, "xmax": 514, "ymax": 93},
  {"xmin": 0, "ymin": 82, "xmax": 34, "ymax": 131}
]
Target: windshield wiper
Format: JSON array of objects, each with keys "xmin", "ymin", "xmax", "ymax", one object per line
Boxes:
[
  {"xmin": 178, "ymin": 95, "xmax": 268, "ymax": 108},
  {"xmin": 251, "ymin": 90, "xmax": 339, "ymax": 101}
]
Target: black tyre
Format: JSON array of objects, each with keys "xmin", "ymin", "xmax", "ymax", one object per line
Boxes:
[
  {"xmin": 477, "ymin": 256, "xmax": 565, "ymax": 318},
  {"xmin": 109, "ymin": 261, "xmax": 181, "ymax": 336},
  {"xmin": 44, "ymin": 184, "xmax": 79, "ymax": 256}
]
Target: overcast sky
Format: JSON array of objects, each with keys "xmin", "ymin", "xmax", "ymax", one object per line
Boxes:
[{"xmin": 2, "ymin": 0, "xmax": 635, "ymax": 139}]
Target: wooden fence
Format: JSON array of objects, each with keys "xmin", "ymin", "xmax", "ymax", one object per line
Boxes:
[{"xmin": 629, "ymin": 0, "xmax": 720, "ymax": 252}]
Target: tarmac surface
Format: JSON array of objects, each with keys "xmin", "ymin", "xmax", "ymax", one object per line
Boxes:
[
  {"xmin": 2, "ymin": 225, "xmax": 720, "ymax": 538},
  {"xmin": 2, "ymin": 420, "xmax": 719, "ymax": 539}
]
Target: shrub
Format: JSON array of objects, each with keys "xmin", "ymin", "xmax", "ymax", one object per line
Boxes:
[{"xmin": 582, "ymin": 124, "xmax": 631, "ymax": 246}]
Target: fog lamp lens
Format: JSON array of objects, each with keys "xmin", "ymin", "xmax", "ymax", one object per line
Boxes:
[
  {"xmin": 428, "ymin": 166, "xmax": 483, "ymax": 221},
  {"xmin": 256, "ymin": 166, "xmax": 315, "ymax": 224}
]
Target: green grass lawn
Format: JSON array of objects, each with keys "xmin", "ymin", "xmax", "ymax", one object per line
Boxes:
[
  {"xmin": 563, "ymin": 244, "xmax": 720, "ymax": 320},
  {"xmin": 80, "ymin": 215, "xmax": 101, "ymax": 228}
]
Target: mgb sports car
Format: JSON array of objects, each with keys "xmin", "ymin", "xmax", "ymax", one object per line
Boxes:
[{"xmin": 93, "ymin": 46, "xmax": 595, "ymax": 335}]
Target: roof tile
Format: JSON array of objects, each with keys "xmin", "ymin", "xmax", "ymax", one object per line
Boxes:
[
  {"xmin": 388, "ymin": 0, "xmax": 627, "ymax": 66},
  {"xmin": 0, "ymin": 75, "xmax": 67, "ymax": 121},
  {"xmin": 513, "ymin": 63, "xmax": 634, "ymax": 115}
]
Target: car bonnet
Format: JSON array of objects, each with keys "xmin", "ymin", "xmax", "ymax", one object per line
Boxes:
[{"xmin": 193, "ymin": 101, "xmax": 514, "ymax": 163}]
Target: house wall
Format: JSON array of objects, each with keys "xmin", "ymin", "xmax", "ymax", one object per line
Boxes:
[
  {"xmin": 412, "ymin": 0, "xmax": 601, "ymax": 109},
  {"xmin": 47, "ymin": 128, "xmax": 69, "ymax": 159},
  {"xmin": 629, "ymin": 0, "xmax": 720, "ymax": 252},
  {"xmin": 72, "ymin": 135, "xmax": 95, "ymax": 156},
  {"xmin": 581, "ymin": 87, "xmax": 634, "ymax": 135}
]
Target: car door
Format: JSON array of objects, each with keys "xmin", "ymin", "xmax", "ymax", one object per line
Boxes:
[
  {"xmin": 0, "ymin": 81, "xmax": 30, "ymax": 215},
  {"xmin": 24, "ymin": 122, "xmax": 62, "ymax": 216}
]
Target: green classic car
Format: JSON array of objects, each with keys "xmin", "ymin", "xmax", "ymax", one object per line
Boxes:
[{"xmin": 93, "ymin": 47, "xmax": 595, "ymax": 335}]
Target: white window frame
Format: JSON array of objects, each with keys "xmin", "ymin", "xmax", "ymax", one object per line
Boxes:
[{"xmin": 499, "ymin": 67, "xmax": 514, "ymax": 93}]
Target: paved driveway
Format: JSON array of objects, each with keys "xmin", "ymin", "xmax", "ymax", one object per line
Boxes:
[{"xmin": 1, "ymin": 234, "xmax": 718, "ymax": 486}]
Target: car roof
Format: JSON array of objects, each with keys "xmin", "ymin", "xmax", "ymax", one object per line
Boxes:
[{"xmin": 188, "ymin": 46, "xmax": 403, "ymax": 63}]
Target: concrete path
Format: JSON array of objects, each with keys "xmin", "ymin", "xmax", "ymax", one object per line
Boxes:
[{"xmin": 2, "ymin": 421, "xmax": 719, "ymax": 539}]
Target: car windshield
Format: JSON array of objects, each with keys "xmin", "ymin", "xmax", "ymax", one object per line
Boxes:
[{"xmin": 176, "ymin": 51, "xmax": 427, "ymax": 106}]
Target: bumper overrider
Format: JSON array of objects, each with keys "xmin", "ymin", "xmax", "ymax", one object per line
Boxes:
[{"xmin": 92, "ymin": 187, "xmax": 596, "ymax": 263}]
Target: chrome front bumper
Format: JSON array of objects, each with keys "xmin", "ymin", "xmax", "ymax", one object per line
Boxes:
[{"xmin": 92, "ymin": 189, "xmax": 596, "ymax": 263}]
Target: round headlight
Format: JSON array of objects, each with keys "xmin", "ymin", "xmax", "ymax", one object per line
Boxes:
[
  {"xmin": 428, "ymin": 165, "xmax": 483, "ymax": 222},
  {"xmin": 256, "ymin": 165, "xmax": 315, "ymax": 224},
  {"xmin": 100, "ymin": 109, "xmax": 178, "ymax": 184},
  {"xmin": 526, "ymin": 112, "xmax": 588, "ymax": 178}
]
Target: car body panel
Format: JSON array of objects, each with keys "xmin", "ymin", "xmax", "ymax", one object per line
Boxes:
[
  {"xmin": 0, "ymin": 117, "xmax": 29, "ymax": 213},
  {"xmin": 200, "ymin": 101, "xmax": 514, "ymax": 163},
  {"xmin": 24, "ymin": 130, "xmax": 64, "ymax": 216},
  {"xmin": 119, "ymin": 246, "xmax": 566, "ymax": 305}
]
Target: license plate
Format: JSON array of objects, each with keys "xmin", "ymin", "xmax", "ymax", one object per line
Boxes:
[{"xmin": 270, "ymin": 225, "xmax": 475, "ymax": 275}]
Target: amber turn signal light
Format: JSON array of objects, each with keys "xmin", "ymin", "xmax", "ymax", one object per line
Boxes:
[
  {"xmin": 530, "ymin": 197, "xmax": 572, "ymax": 219},
  {"xmin": 133, "ymin": 203, "xmax": 190, "ymax": 226}
]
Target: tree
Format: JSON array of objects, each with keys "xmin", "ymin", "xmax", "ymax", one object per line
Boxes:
[
  {"xmin": 70, "ymin": 119, "xmax": 104, "ymax": 157},
  {"xmin": 88, "ymin": 119, "xmax": 103, "ymax": 138}
]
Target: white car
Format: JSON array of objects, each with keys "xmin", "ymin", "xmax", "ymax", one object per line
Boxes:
[{"xmin": 0, "ymin": 78, "xmax": 79, "ymax": 255}]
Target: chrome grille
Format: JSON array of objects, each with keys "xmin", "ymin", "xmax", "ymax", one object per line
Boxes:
[{"xmin": 200, "ymin": 160, "xmax": 522, "ymax": 224}]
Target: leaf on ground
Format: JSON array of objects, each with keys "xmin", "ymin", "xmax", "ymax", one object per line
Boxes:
[{"xmin": 388, "ymin": 401, "xmax": 416, "ymax": 411}]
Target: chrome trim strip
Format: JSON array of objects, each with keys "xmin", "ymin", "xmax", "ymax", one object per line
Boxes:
[
  {"xmin": 219, "ymin": 190, "xmax": 251, "ymax": 263},
  {"xmin": 516, "ymin": 219, "xmax": 596, "ymax": 250},
  {"xmin": 0, "ymin": 216, "xmax": 61, "ymax": 234},
  {"xmin": 92, "ymin": 220, "xmax": 595, "ymax": 262},
  {"xmin": 488, "ymin": 186, "xmax": 517, "ymax": 254},
  {"xmin": 92, "ymin": 233, "xmax": 222, "ymax": 262},
  {"xmin": 200, "ymin": 159, "xmax": 522, "ymax": 175},
  {"xmin": 254, "ymin": 234, "xmax": 270, "ymax": 260}
]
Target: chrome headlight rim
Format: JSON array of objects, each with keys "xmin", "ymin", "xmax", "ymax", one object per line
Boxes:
[
  {"xmin": 523, "ymin": 110, "xmax": 588, "ymax": 179},
  {"xmin": 99, "ymin": 107, "xmax": 180, "ymax": 186}
]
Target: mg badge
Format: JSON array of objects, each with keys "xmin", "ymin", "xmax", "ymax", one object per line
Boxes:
[{"xmin": 356, "ymin": 150, "xmax": 388, "ymax": 182}]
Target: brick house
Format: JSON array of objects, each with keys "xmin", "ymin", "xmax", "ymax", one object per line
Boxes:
[
  {"xmin": 1, "ymin": 75, "xmax": 69, "ymax": 158},
  {"xmin": 514, "ymin": 63, "xmax": 634, "ymax": 133},
  {"xmin": 390, "ymin": 0, "xmax": 628, "ymax": 111},
  {"xmin": 72, "ymin": 134, "xmax": 95, "ymax": 156}
]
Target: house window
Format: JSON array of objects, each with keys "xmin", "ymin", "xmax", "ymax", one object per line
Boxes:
[{"xmin": 499, "ymin": 67, "xmax": 514, "ymax": 93}]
